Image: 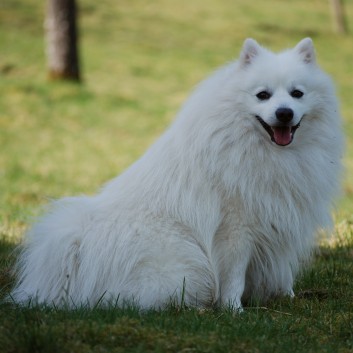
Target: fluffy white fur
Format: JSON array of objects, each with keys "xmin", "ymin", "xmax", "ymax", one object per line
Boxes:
[{"xmin": 11, "ymin": 38, "xmax": 343, "ymax": 310}]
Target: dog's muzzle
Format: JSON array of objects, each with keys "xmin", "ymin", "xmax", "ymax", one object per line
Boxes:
[{"xmin": 256, "ymin": 108, "xmax": 301, "ymax": 146}]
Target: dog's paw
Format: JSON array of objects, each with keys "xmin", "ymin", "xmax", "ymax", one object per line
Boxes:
[
  {"xmin": 223, "ymin": 296, "xmax": 243, "ymax": 313},
  {"xmin": 287, "ymin": 288, "xmax": 295, "ymax": 298}
]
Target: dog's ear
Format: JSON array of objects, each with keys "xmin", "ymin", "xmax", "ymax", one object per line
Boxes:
[
  {"xmin": 239, "ymin": 38, "xmax": 262, "ymax": 66},
  {"xmin": 295, "ymin": 38, "xmax": 316, "ymax": 64}
]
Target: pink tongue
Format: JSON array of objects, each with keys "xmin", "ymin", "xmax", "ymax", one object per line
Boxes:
[{"xmin": 273, "ymin": 126, "xmax": 292, "ymax": 146}]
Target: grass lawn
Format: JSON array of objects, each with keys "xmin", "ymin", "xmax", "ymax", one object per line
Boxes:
[{"xmin": 0, "ymin": 0, "xmax": 352, "ymax": 352}]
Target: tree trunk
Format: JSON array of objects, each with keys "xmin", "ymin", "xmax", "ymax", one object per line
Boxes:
[
  {"xmin": 45, "ymin": 0, "xmax": 81, "ymax": 81},
  {"xmin": 330, "ymin": 0, "xmax": 348, "ymax": 34}
]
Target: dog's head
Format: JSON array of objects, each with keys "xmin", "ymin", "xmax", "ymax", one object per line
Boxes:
[{"xmin": 237, "ymin": 38, "xmax": 321, "ymax": 147}]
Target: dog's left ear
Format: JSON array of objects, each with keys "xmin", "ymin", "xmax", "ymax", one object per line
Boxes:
[
  {"xmin": 239, "ymin": 38, "xmax": 262, "ymax": 67},
  {"xmin": 295, "ymin": 38, "xmax": 316, "ymax": 64}
]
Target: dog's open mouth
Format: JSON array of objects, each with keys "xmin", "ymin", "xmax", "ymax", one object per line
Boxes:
[{"xmin": 256, "ymin": 116, "xmax": 301, "ymax": 146}]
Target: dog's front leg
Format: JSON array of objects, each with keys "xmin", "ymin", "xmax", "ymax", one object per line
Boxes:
[
  {"xmin": 214, "ymin": 230, "xmax": 252, "ymax": 311},
  {"xmin": 220, "ymin": 246, "xmax": 251, "ymax": 311}
]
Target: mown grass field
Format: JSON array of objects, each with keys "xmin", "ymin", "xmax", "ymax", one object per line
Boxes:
[{"xmin": 0, "ymin": 0, "xmax": 352, "ymax": 352}]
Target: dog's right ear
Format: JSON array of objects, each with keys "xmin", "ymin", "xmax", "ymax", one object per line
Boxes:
[{"xmin": 239, "ymin": 38, "xmax": 262, "ymax": 67}]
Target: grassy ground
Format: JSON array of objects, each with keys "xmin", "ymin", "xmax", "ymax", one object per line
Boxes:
[{"xmin": 1, "ymin": 0, "xmax": 353, "ymax": 352}]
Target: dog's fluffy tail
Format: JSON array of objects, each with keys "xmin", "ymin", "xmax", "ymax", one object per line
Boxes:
[{"xmin": 10, "ymin": 196, "xmax": 94, "ymax": 307}]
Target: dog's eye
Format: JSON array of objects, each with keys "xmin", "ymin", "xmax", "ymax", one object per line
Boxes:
[
  {"xmin": 256, "ymin": 91, "xmax": 272, "ymax": 100},
  {"xmin": 290, "ymin": 89, "xmax": 304, "ymax": 98}
]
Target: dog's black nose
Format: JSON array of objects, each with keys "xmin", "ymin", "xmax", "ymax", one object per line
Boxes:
[{"xmin": 276, "ymin": 108, "xmax": 293, "ymax": 123}]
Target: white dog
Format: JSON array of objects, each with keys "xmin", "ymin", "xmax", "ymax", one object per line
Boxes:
[{"xmin": 11, "ymin": 38, "xmax": 343, "ymax": 310}]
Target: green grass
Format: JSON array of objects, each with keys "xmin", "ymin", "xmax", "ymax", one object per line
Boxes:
[{"xmin": 1, "ymin": 0, "xmax": 353, "ymax": 352}]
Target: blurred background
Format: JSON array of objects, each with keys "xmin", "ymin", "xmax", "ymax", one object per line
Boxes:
[{"xmin": 1, "ymin": 0, "xmax": 352, "ymax": 241}]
